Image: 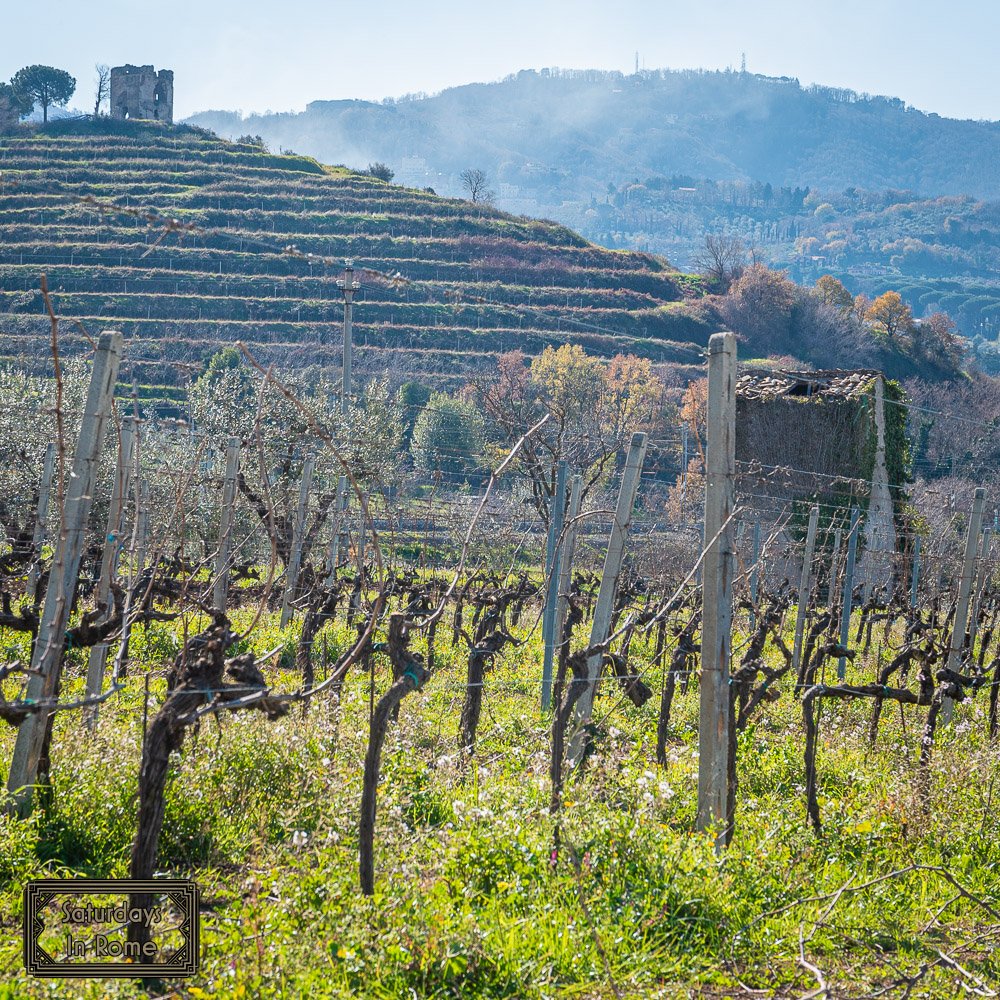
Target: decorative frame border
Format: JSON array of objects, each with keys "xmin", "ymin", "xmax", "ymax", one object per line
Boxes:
[{"xmin": 23, "ymin": 878, "xmax": 199, "ymax": 978}]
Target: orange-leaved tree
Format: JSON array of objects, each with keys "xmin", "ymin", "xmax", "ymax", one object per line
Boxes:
[{"xmin": 865, "ymin": 291, "xmax": 913, "ymax": 340}]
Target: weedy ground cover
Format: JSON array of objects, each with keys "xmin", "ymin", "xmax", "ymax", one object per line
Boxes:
[{"xmin": 0, "ymin": 609, "xmax": 996, "ymax": 998}]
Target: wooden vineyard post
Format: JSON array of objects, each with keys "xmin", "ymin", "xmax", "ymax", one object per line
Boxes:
[
  {"xmin": 910, "ymin": 536, "xmax": 922, "ymax": 611},
  {"xmin": 568, "ymin": 432, "xmax": 648, "ymax": 762},
  {"xmin": 326, "ymin": 263, "xmax": 359, "ymax": 585},
  {"xmin": 84, "ymin": 415, "xmax": 137, "ymax": 726},
  {"xmin": 748, "ymin": 518, "xmax": 761, "ymax": 630},
  {"xmin": 942, "ymin": 487, "xmax": 985, "ymax": 722},
  {"xmin": 6, "ymin": 331, "xmax": 122, "ymax": 814},
  {"xmin": 26, "ymin": 443, "xmax": 56, "ymax": 602},
  {"xmin": 554, "ymin": 475, "xmax": 583, "ymax": 663},
  {"xmin": 837, "ymin": 508, "xmax": 861, "ymax": 681},
  {"xmin": 280, "ymin": 454, "xmax": 316, "ymax": 628},
  {"xmin": 541, "ymin": 461, "xmax": 568, "ymax": 710},
  {"xmin": 134, "ymin": 480, "xmax": 152, "ymax": 579},
  {"xmin": 213, "ymin": 437, "xmax": 240, "ymax": 611},
  {"xmin": 969, "ymin": 526, "xmax": 992, "ymax": 653},
  {"xmin": 110, "ymin": 475, "xmax": 150, "ymax": 687},
  {"xmin": 791, "ymin": 505, "xmax": 820, "ymax": 680},
  {"xmin": 697, "ymin": 332, "xmax": 736, "ymax": 842},
  {"xmin": 829, "ymin": 527, "xmax": 843, "ymax": 609}
]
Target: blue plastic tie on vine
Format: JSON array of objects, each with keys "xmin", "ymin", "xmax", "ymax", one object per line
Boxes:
[{"xmin": 403, "ymin": 669, "xmax": 421, "ymax": 687}]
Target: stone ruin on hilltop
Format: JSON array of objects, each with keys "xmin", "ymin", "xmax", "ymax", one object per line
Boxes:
[{"xmin": 110, "ymin": 65, "xmax": 173, "ymax": 124}]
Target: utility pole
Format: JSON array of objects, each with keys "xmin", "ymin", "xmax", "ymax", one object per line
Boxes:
[
  {"xmin": 327, "ymin": 262, "xmax": 359, "ymax": 585},
  {"xmin": 569, "ymin": 432, "xmax": 648, "ymax": 761},
  {"xmin": 697, "ymin": 332, "xmax": 736, "ymax": 843},
  {"xmin": 7, "ymin": 332, "xmax": 122, "ymax": 814},
  {"xmin": 942, "ymin": 488, "xmax": 985, "ymax": 722},
  {"xmin": 791, "ymin": 505, "xmax": 820, "ymax": 681},
  {"xmin": 213, "ymin": 437, "xmax": 240, "ymax": 611}
]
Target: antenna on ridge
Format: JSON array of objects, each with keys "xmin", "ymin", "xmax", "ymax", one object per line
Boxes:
[
  {"xmin": 635, "ymin": 51, "xmax": 639, "ymax": 75},
  {"xmin": 741, "ymin": 52, "xmax": 747, "ymax": 74}
]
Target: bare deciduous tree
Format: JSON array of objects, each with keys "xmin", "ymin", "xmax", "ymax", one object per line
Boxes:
[
  {"xmin": 693, "ymin": 233, "xmax": 747, "ymax": 290},
  {"xmin": 94, "ymin": 65, "xmax": 110, "ymax": 118},
  {"xmin": 460, "ymin": 168, "xmax": 494, "ymax": 205}
]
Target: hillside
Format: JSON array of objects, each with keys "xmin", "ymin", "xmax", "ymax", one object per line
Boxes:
[
  {"xmin": 188, "ymin": 68, "xmax": 1000, "ymax": 207},
  {"xmin": 577, "ymin": 178, "xmax": 1000, "ymax": 358},
  {"xmin": 0, "ymin": 121, "xmax": 708, "ymax": 404}
]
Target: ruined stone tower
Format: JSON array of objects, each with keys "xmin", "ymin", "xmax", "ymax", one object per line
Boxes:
[{"xmin": 109, "ymin": 66, "xmax": 173, "ymax": 123}]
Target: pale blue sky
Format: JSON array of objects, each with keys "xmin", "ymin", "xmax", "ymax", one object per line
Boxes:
[{"xmin": 2, "ymin": 0, "xmax": 997, "ymax": 121}]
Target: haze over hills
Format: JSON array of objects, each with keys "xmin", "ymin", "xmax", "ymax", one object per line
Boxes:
[
  {"xmin": 186, "ymin": 68, "xmax": 1000, "ymax": 349},
  {"xmin": 188, "ymin": 68, "xmax": 1000, "ymax": 205}
]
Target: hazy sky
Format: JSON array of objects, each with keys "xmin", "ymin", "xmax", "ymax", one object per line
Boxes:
[{"xmin": 3, "ymin": 0, "xmax": 998, "ymax": 121}]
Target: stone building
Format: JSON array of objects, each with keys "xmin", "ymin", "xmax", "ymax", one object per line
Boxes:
[
  {"xmin": 735, "ymin": 368, "xmax": 908, "ymax": 592},
  {"xmin": 109, "ymin": 66, "xmax": 173, "ymax": 123}
]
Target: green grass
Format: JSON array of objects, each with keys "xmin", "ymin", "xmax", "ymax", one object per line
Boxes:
[{"xmin": 0, "ymin": 606, "xmax": 997, "ymax": 998}]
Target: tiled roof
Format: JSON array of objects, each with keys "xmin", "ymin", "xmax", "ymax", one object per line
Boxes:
[{"xmin": 736, "ymin": 368, "xmax": 882, "ymax": 401}]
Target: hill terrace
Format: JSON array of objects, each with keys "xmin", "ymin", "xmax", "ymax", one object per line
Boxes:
[{"xmin": 0, "ymin": 124, "xmax": 711, "ymax": 408}]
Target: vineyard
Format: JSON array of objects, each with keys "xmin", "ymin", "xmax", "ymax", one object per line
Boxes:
[
  {"xmin": 0, "ymin": 121, "xmax": 712, "ymax": 410},
  {"xmin": 0, "ymin": 308, "xmax": 996, "ymax": 998}
]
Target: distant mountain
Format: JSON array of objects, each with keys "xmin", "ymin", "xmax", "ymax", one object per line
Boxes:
[
  {"xmin": 186, "ymin": 68, "xmax": 1000, "ymax": 206},
  {"xmin": 186, "ymin": 68, "xmax": 1000, "ymax": 349}
]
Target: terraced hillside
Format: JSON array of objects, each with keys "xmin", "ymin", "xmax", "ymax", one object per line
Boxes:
[{"xmin": 0, "ymin": 122, "xmax": 709, "ymax": 403}]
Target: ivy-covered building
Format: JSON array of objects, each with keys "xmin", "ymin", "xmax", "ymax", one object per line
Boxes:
[{"xmin": 735, "ymin": 368, "xmax": 909, "ymax": 592}]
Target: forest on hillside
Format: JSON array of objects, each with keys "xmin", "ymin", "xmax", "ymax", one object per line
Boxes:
[{"xmin": 575, "ymin": 177, "xmax": 1000, "ymax": 360}]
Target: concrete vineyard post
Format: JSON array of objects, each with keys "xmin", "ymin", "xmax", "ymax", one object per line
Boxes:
[
  {"xmin": 969, "ymin": 526, "xmax": 992, "ymax": 653},
  {"xmin": 910, "ymin": 536, "xmax": 921, "ymax": 611},
  {"xmin": 7, "ymin": 331, "xmax": 122, "ymax": 814},
  {"xmin": 554, "ymin": 475, "xmax": 583, "ymax": 670},
  {"xmin": 696, "ymin": 332, "xmax": 736, "ymax": 843},
  {"xmin": 568, "ymin": 432, "xmax": 648, "ymax": 761},
  {"xmin": 327, "ymin": 263, "xmax": 358, "ymax": 585},
  {"xmin": 829, "ymin": 527, "xmax": 843, "ymax": 609}
]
